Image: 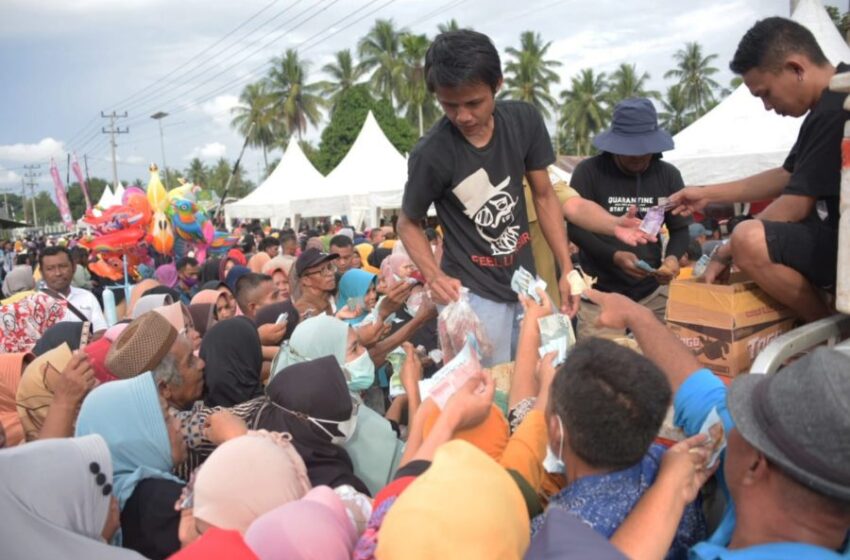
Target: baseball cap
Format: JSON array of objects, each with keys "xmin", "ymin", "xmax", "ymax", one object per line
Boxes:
[
  {"xmin": 295, "ymin": 248, "xmax": 339, "ymax": 277},
  {"xmin": 689, "ymin": 223, "xmax": 712, "ymax": 240}
]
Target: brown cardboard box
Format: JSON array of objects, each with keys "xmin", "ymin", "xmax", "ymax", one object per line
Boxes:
[{"xmin": 666, "ymin": 273, "xmax": 796, "ymax": 377}]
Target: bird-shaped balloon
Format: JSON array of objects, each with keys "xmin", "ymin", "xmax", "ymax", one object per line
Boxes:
[
  {"xmin": 146, "ymin": 163, "xmax": 169, "ymax": 213},
  {"xmin": 171, "ymin": 197, "xmax": 207, "ymax": 244}
]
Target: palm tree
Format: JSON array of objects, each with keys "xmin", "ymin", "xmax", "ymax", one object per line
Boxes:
[
  {"xmin": 230, "ymin": 81, "xmax": 277, "ymax": 169},
  {"xmin": 499, "ymin": 31, "xmax": 561, "ymax": 120},
  {"xmin": 664, "ymin": 42, "xmax": 720, "ymax": 116},
  {"xmin": 437, "ymin": 19, "xmax": 461, "ymax": 33},
  {"xmin": 358, "ymin": 19, "xmax": 406, "ymax": 107},
  {"xmin": 398, "ymin": 33, "xmax": 438, "ymax": 136},
  {"xmin": 606, "ymin": 63, "xmax": 660, "ymax": 105},
  {"xmin": 266, "ymin": 49, "xmax": 324, "ymax": 140},
  {"xmin": 318, "ymin": 49, "xmax": 365, "ymax": 113},
  {"xmin": 559, "ymin": 69, "xmax": 610, "ymax": 155},
  {"xmin": 658, "ymin": 84, "xmax": 694, "ymax": 135},
  {"xmin": 185, "ymin": 158, "xmax": 208, "ymax": 186}
]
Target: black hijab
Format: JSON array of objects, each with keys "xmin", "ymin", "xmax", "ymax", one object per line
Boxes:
[
  {"xmin": 200, "ymin": 316, "xmax": 263, "ymax": 407},
  {"xmin": 32, "ymin": 322, "xmax": 83, "ymax": 356},
  {"xmin": 257, "ymin": 356, "xmax": 369, "ymax": 495},
  {"xmin": 198, "ymin": 257, "xmax": 221, "ymax": 285},
  {"xmin": 254, "ymin": 300, "xmax": 300, "ymax": 342},
  {"xmin": 142, "ymin": 285, "xmax": 182, "ymax": 302}
]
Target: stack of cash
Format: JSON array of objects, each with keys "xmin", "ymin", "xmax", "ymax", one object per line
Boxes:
[{"xmin": 537, "ymin": 313, "xmax": 575, "ymax": 366}]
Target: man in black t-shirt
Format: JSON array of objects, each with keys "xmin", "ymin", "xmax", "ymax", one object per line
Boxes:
[
  {"xmin": 671, "ymin": 18, "xmax": 845, "ymax": 323},
  {"xmin": 397, "ymin": 30, "xmax": 649, "ymax": 365},
  {"xmin": 570, "ymin": 98, "xmax": 691, "ymax": 340}
]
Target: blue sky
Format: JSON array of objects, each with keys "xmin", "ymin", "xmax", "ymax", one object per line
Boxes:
[{"xmin": 0, "ymin": 0, "xmax": 842, "ymax": 198}]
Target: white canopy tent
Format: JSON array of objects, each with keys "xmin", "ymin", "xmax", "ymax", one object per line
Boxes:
[
  {"xmin": 112, "ymin": 183, "xmax": 125, "ymax": 206},
  {"xmin": 289, "ymin": 111, "xmax": 408, "ymax": 229},
  {"xmin": 665, "ymin": 0, "xmax": 850, "ymax": 185},
  {"xmin": 95, "ymin": 185, "xmax": 115, "ymax": 208},
  {"xmin": 226, "ymin": 141, "xmax": 325, "ymax": 227}
]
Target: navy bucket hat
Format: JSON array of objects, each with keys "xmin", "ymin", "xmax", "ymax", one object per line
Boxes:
[{"xmin": 593, "ymin": 98, "xmax": 674, "ymax": 156}]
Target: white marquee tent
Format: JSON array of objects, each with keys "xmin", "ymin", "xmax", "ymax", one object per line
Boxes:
[
  {"xmin": 665, "ymin": 0, "xmax": 850, "ymax": 185},
  {"xmin": 226, "ymin": 141, "xmax": 325, "ymax": 227},
  {"xmin": 289, "ymin": 111, "xmax": 408, "ymax": 229},
  {"xmin": 95, "ymin": 185, "xmax": 115, "ymax": 208}
]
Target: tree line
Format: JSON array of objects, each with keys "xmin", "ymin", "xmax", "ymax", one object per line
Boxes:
[{"xmin": 229, "ymin": 18, "xmax": 737, "ymax": 167}]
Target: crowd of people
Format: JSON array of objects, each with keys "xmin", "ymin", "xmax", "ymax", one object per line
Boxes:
[{"xmin": 1, "ymin": 16, "xmax": 849, "ymax": 560}]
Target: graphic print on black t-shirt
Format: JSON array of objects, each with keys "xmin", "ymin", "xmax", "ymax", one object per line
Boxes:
[
  {"xmin": 453, "ymin": 168, "xmax": 520, "ymax": 256},
  {"xmin": 402, "ymin": 101, "xmax": 555, "ymax": 303}
]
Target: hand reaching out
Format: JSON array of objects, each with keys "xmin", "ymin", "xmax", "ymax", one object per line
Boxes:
[
  {"xmin": 205, "ymin": 411, "xmax": 248, "ymax": 446},
  {"xmin": 614, "ymin": 205, "xmax": 657, "ymax": 246},
  {"xmin": 444, "ymin": 370, "xmax": 495, "ymax": 431}
]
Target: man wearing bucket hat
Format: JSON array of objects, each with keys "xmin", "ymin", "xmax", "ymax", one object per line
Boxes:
[
  {"xmin": 569, "ymin": 97, "xmax": 691, "ymax": 340},
  {"xmin": 588, "ymin": 289, "xmax": 850, "ymax": 559}
]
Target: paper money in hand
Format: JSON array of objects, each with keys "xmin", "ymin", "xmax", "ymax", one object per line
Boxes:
[
  {"xmin": 698, "ymin": 407, "xmax": 727, "ymax": 469},
  {"xmin": 639, "ymin": 206, "xmax": 666, "ymax": 237},
  {"xmin": 537, "ymin": 313, "xmax": 575, "ymax": 366},
  {"xmin": 511, "ymin": 266, "xmax": 547, "ymax": 304}
]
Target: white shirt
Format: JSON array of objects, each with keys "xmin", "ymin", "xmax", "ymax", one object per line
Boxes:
[{"xmin": 58, "ymin": 286, "xmax": 108, "ymax": 332}]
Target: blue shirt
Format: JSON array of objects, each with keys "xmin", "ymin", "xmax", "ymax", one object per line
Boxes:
[
  {"xmin": 674, "ymin": 369, "xmax": 850, "ymax": 560},
  {"xmin": 531, "ymin": 444, "xmax": 706, "ymax": 560}
]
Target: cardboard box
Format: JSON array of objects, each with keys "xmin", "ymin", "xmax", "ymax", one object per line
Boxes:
[{"xmin": 666, "ymin": 273, "xmax": 796, "ymax": 377}]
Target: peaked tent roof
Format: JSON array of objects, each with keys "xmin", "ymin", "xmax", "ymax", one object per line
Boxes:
[
  {"xmin": 112, "ymin": 184, "xmax": 125, "ymax": 206},
  {"xmin": 665, "ymin": 0, "xmax": 850, "ymax": 185},
  {"xmin": 290, "ymin": 111, "xmax": 407, "ymax": 222},
  {"xmin": 96, "ymin": 185, "xmax": 115, "ymax": 208},
  {"xmin": 227, "ymin": 141, "xmax": 325, "ymax": 220}
]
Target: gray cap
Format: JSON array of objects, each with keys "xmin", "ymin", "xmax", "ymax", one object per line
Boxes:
[{"xmin": 728, "ymin": 348, "xmax": 850, "ymax": 501}]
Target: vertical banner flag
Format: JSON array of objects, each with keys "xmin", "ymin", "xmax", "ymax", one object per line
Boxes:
[
  {"xmin": 71, "ymin": 152, "xmax": 92, "ymax": 210},
  {"xmin": 50, "ymin": 157, "xmax": 75, "ymax": 229}
]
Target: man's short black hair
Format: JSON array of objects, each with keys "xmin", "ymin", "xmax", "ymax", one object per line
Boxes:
[
  {"xmin": 176, "ymin": 256, "xmax": 199, "ymax": 271},
  {"xmin": 686, "ymin": 240, "xmax": 703, "ymax": 261},
  {"xmin": 38, "ymin": 246, "xmax": 72, "ymax": 269},
  {"xmin": 329, "ymin": 234, "xmax": 353, "ymax": 249},
  {"xmin": 425, "ymin": 30, "xmax": 502, "ymax": 93},
  {"xmin": 259, "ymin": 237, "xmax": 280, "ymax": 252},
  {"xmin": 15, "ymin": 253, "xmax": 30, "ymax": 266},
  {"xmin": 234, "ymin": 272, "xmax": 272, "ymax": 311},
  {"xmin": 730, "ymin": 17, "xmax": 829, "ymax": 75},
  {"xmin": 549, "ymin": 338, "xmax": 672, "ymax": 470},
  {"xmin": 281, "ymin": 231, "xmax": 297, "ymax": 244}
]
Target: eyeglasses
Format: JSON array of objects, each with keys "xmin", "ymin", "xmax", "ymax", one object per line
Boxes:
[{"xmin": 304, "ymin": 263, "xmax": 337, "ymax": 277}]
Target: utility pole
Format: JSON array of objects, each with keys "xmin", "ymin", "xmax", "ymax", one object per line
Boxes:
[
  {"xmin": 21, "ymin": 178, "xmax": 28, "ymax": 224},
  {"xmin": 150, "ymin": 111, "xmax": 169, "ymax": 188},
  {"xmin": 83, "ymin": 154, "xmax": 91, "ymax": 184},
  {"xmin": 23, "ymin": 164, "xmax": 40, "ymax": 227},
  {"xmin": 101, "ymin": 111, "xmax": 129, "ymax": 190}
]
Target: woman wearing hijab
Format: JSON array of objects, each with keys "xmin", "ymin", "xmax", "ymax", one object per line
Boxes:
[
  {"xmin": 155, "ymin": 263, "xmax": 179, "ymax": 288},
  {"xmin": 132, "ymin": 293, "xmax": 174, "ymax": 318},
  {"xmin": 198, "ymin": 257, "xmax": 221, "ymax": 286},
  {"xmin": 262, "ymin": 255, "xmax": 296, "ymax": 300},
  {"xmin": 0, "ymin": 352, "xmax": 31, "ymax": 448},
  {"xmin": 272, "ymin": 315, "xmax": 403, "ymax": 495},
  {"xmin": 191, "ymin": 289, "xmax": 235, "ymax": 321},
  {"xmin": 75, "ymin": 373, "xmax": 186, "ymax": 559},
  {"xmin": 244, "ymin": 486, "xmax": 357, "ymax": 560},
  {"xmin": 0, "ymin": 434, "xmax": 145, "ymax": 559},
  {"xmin": 200, "ymin": 317, "xmax": 264, "ymax": 407},
  {"xmin": 188, "ymin": 303, "xmax": 217, "ymax": 337},
  {"xmin": 225, "ymin": 265, "xmax": 250, "ymax": 294},
  {"xmin": 257, "ymin": 356, "xmax": 369, "ymax": 494},
  {"xmin": 187, "ymin": 432, "xmax": 311, "ymax": 539},
  {"xmin": 127, "ymin": 279, "xmax": 161, "ymax": 317},
  {"xmin": 375, "ymin": 441, "xmax": 530, "ymax": 560},
  {"xmin": 247, "ymin": 251, "xmax": 271, "ymax": 274},
  {"xmin": 16, "ymin": 343, "xmax": 74, "ymax": 441},
  {"xmin": 0, "ymin": 292, "xmax": 68, "ymax": 353},
  {"xmin": 335, "ymin": 269, "xmax": 378, "ymax": 326}
]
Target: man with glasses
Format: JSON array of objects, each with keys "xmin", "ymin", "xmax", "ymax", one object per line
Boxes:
[{"xmin": 292, "ymin": 248, "xmax": 340, "ymax": 317}]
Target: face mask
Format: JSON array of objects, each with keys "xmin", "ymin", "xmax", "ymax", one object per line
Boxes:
[
  {"xmin": 182, "ymin": 276, "xmax": 198, "ymax": 288},
  {"xmin": 271, "ymin": 400, "xmax": 358, "ymax": 445},
  {"xmin": 344, "ymin": 351, "xmax": 375, "ymax": 392},
  {"xmin": 543, "ymin": 415, "xmax": 566, "ymax": 474}
]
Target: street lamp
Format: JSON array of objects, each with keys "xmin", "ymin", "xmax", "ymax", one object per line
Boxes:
[{"xmin": 150, "ymin": 111, "xmax": 169, "ymax": 188}]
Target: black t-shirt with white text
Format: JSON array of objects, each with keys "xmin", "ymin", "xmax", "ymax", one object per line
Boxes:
[
  {"xmin": 781, "ymin": 62, "xmax": 850, "ymax": 228},
  {"xmin": 402, "ymin": 101, "xmax": 555, "ymax": 303}
]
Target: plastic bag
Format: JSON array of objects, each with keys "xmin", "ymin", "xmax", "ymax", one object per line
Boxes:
[{"xmin": 437, "ymin": 287, "xmax": 491, "ymax": 364}]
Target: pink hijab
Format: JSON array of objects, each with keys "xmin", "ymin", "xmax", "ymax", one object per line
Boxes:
[
  {"xmin": 244, "ymin": 486, "xmax": 356, "ymax": 560},
  {"xmin": 154, "ymin": 263, "xmax": 178, "ymax": 288},
  {"xmin": 191, "ymin": 289, "xmax": 224, "ymax": 306},
  {"xmin": 247, "ymin": 252, "xmax": 271, "ymax": 274},
  {"xmin": 380, "ymin": 253, "xmax": 413, "ymax": 285}
]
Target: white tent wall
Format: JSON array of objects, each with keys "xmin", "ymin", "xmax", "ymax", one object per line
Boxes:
[
  {"xmin": 289, "ymin": 111, "xmax": 408, "ymax": 228},
  {"xmin": 665, "ymin": 0, "xmax": 850, "ymax": 185},
  {"xmin": 226, "ymin": 141, "xmax": 325, "ymax": 224}
]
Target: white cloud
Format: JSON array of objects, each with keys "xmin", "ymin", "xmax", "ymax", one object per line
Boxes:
[
  {"xmin": 198, "ymin": 95, "xmax": 241, "ymax": 128},
  {"xmin": 0, "ymin": 137, "xmax": 65, "ymax": 162},
  {"xmin": 186, "ymin": 142, "xmax": 227, "ymax": 161},
  {"xmin": 0, "ymin": 166, "xmax": 22, "ymax": 185},
  {"xmin": 119, "ymin": 155, "xmax": 146, "ymax": 165}
]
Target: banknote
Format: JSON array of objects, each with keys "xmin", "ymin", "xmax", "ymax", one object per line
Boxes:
[{"xmin": 537, "ymin": 313, "xmax": 575, "ymax": 366}]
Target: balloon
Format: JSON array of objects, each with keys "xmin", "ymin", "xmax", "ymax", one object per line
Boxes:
[
  {"xmin": 150, "ymin": 211, "xmax": 174, "ymax": 255},
  {"xmin": 123, "ymin": 187, "xmax": 152, "ymax": 229},
  {"xmin": 146, "ymin": 163, "xmax": 169, "ymax": 213}
]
